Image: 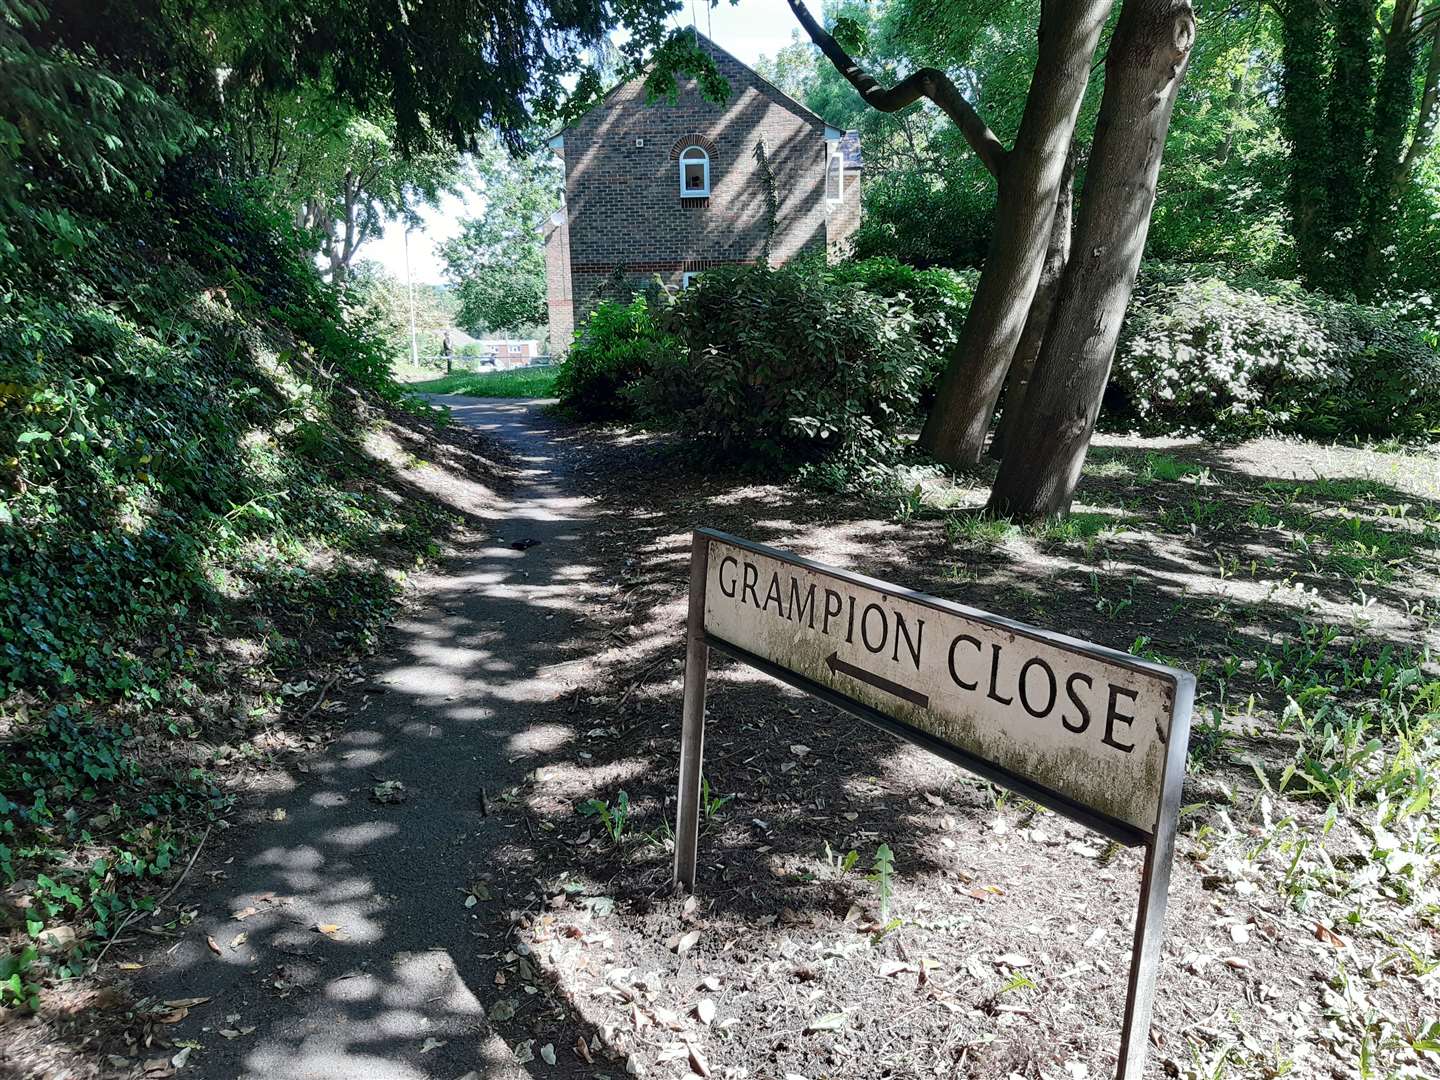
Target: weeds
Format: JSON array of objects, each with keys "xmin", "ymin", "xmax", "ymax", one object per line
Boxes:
[
  {"xmin": 822, "ymin": 841, "xmax": 859, "ymax": 876},
  {"xmin": 868, "ymin": 843, "xmax": 896, "ymax": 923},
  {"xmin": 579, "ymin": 791, "xmax": 632, "ymax": 845},
  {"xmin": 701, "ymin": 777, "xmax": 733, "ymax": 822}
]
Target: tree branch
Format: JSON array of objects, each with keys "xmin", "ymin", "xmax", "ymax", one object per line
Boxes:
[
  {"xmin": 784, "ymin": 0, "xmax": 1007, "ymax": 177},
  {"xmin": 1400, "ymin": 13, "xmax": 1440, "ymax": 184}
]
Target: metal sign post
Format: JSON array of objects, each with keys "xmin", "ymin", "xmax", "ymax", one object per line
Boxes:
[{"xmin": 672, "ymin": 529, "xmax": 1194, "ymax": 1080}]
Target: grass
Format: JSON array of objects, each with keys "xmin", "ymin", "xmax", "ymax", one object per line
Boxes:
[{"xmin": 410, "ymin": 366, "xmax": 559, "ymax": 398}]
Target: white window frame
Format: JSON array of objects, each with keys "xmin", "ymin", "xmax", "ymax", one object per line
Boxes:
[
  {"xmin": 679, "ymin": 146, "xmax": 710, "ymax": 197},
  {"xmin": 508, "ymin": 343, "xmax": 522, "ymax": 354},
  {"xmin": 681, "ymin": 271, "xmax": 701, "ymax": 288}
]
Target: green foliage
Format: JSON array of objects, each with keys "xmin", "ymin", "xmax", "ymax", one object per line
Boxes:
[
  {"xmin": 868, "ymin": 842, "xmax": 895, "ymax": 922},
  {"xmin": 442, "ymin": 139, "xmax": 560, "ymax": 335},
  {"xmin": 0, "ymin": 174, "xmax": 434, "ymax": 703},
  {"xmin": 851, "ymin": 168, "xmax": 997, "ymax": 269},
  {"xmin": 639, "ymin": 262, "xmax": 941, "ymax": 476},
  {"xmin": 0, "ymin": 946, "xmax": 39, "ymax": 1011},
  {"xmin": 1111, "ymin": 264, "xmax": 1440, "ymax": 439},
  {"xmin": 0, "ymin": 706, "xmax": 225, "ymax": 933},
  {"xmin": 642, "ymin": 28, "xmax": 732, "ymax": 107},
  {"xmin": 701, "ymin": 776, "xmax": 733, "ymax": 822},
  {"xmin": 579, "ymin": 790, "xmax": 631, "ymax": 845},
  {"xmin": 827, "ymin": 257, "xmax": 976, "ymax": 393},
  {"xmin": 0, "ymin": 0, "xmax": 197, "ymax": 252},
  {"xmin": 554, "ymin": 259, "xmax": 971, "ymax": 479},
  {"xmin": 0, "ymin": 112, "xmax": 452, "ymax": 1011},
  {"xmin": 555, "ymin": 297, "xmax": 682, "ymax": 421}
]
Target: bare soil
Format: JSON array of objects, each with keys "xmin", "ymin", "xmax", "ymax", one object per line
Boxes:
[{"xmin": 470, "ymin": 419, "xmax": 1440, "ymax": 1080}]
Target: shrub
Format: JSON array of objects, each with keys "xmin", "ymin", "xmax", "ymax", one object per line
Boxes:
[
  {"xmin": 639, "ymin": 262, "xmax": 935, "ymax": 475},
  {"xmin": 554, "ymin": 297, "xmax": 681, "ymax": 420},
  {"xmin": 828, "ymin": 258, "xmax": 976, "ymax": 394},
  {"xmin": 851, "ymin": 167, "xmax": 995, "ymax": 270},
  {"xmin": 1111, "ymin": 264, "xmax": 1440, "ymax": 439}
]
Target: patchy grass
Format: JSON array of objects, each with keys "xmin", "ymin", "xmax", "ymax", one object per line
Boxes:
[{"xmin": 411, "ymin": 366, "xmax": 559, "ymax": 398}]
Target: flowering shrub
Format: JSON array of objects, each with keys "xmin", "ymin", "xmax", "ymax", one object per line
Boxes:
[{"xmin": 1112, "ymin": 264, "xmax": 1440, "ymax": 438}]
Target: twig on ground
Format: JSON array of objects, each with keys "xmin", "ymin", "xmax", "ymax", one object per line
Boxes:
[
  {"xmin": 296, "ymin": 672, "xmax": 342, "ymax": 724},
  {"xmin": 618, "ymin": 653, "xmax": 675, "ymax": 710},
  {"xmin": 89, "ymin": 824, "xmax": 212, "ymax": 974}
]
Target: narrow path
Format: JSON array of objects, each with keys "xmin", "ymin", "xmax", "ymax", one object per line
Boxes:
[{"xmin": 141, "ymin": 398, "xmax": 599, "ymax": 1079}]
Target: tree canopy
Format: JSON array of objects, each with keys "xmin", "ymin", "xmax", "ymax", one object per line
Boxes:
[{"xmin": 441, "ymin": 141, "xmax": 562, "ymax": 336}]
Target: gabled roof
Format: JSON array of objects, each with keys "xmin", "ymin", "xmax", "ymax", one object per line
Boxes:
[{"xmin": 546, "ymin": 30, "xmax": 847, "ymax": 148}]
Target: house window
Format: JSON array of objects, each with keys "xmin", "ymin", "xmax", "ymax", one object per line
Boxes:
[
  {"xmin": 681, "ymin": 271, "xmax": 701, "ymax": 288},
  {"xmin": 825, "ymin": 148, "xmax": 843, "ymax": 202},
  {"xmin": 679, "ymin": 146, "xmax": 710, "ymax": 197},
  {"xmin": 508, "ymin": 343, "xmax": 522, "ymax": 354}
]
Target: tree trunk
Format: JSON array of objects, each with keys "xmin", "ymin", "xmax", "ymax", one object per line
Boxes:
[
  {"xmin": 918, "ymin": 0, "xmax": 1113, "ymax": 469},
  {"xmin": 989, "ymin": 143, "xmax": 1078, "ymax": 461},
  {"xmin": 1360, "ymin": 0, "xmax": 1422, "ymax": 295},
  {"xmin": 1399, "ymin": 15, "xmax": 1440, "ymax": 186},
  {"xmin": 1277, "ymin": 1, "xmax": 1331, "ymax": 289},
  {"xmin": 1325, "ymin": 0, "xmax": 1378, "ymax": 294},
  {"xmin": 987, "ymin": 0, "xmax": 1196, "ymax": 521}
]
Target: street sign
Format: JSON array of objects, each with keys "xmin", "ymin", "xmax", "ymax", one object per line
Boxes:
[{"xmin": 672, "ymin": 529, "xmax": 1194, "ymax": 1080}]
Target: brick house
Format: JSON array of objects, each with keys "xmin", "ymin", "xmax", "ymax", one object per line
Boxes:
[{"xmin": 541, "ymin": 33, "xmax": 862, "ymax": 354}]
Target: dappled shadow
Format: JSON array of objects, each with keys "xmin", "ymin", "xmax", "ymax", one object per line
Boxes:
[{"xmin": 115, "ymin": 404, "xmax": 1438, "ymax": 1079}]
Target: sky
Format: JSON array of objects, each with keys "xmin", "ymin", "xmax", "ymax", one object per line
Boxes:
[{"xmin": 365, "ymin": 0, "xmax": 819, "ymax": 285}]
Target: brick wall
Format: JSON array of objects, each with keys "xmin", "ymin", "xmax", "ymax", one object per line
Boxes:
[
  {"xmin": 542, "ymin": 213, "xmax": 573, "ymax": 355},
  {"xmin": 561, "ymin": 41, "xmax": 831, "ymax": 326},
  {"xmin": 826, "ymin": 166, "xmax": 862, "ymax": 260}
]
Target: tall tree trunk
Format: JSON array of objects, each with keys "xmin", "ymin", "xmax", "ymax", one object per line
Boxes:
[
  {"xmin": 1399, "ymin": 15, "xmax": 1440, "ymax": 185},
  {"xmin": 1325, "ymin": 0, "xmax": 1378, "ymax": 294},
  {"xmin": 1360, "ymin": 0, "xmax": 1422, "ymax": 295},
  {"xmin": 988, "ymin": 0, "xmax": 1196, "ymax": 521},
  {"xmin": 989, "ymin": 143, "xmax": 1078, "ymax": 461},
  {"xmin": 1278, "ymin": 1, "xmax": 1331, "ymax": 289},
  {"xmin": 918, "ymin": 0, "xmax": 1113, "ymax": 468}
]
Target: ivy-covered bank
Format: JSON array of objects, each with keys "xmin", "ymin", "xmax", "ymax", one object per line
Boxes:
[{"xmin": 0, "ymin": 169, "xmax": 463, "ymax": 1009}]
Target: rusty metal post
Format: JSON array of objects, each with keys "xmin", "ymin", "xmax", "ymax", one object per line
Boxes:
[
  {"xmin": 1116, "ymin": 675, "xmax": 1193, "ymax": 1079},
  {"xmin": 672, "ymin": 531, "xmax": 711, "ymax": 892}
]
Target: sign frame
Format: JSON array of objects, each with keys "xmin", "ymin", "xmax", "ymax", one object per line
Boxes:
[{"xmin": 672, "ymin": 529, "xmax": 1194, "ymax": 1080}]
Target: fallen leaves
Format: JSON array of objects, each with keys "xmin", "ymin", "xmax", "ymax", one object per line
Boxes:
[
  {"xmin": 314, "ymin": 922, "xmax": 350, "ymax": 941},
  {"xmin": 419, "ymin": 1037, "xmax": 446, "ymax": 1054},
  {"xmin": 669, "ymin": 929, "xmax": 700, "ymax": 956},
  {"xmin": 372, "ymin": 779, "xmax": 407, "ymax": 804},
  {"xmin": 805, "ymin": 1011, "xmax": 846, "ymax": 1033}
]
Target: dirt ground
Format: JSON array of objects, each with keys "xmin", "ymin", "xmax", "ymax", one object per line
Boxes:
[{"xmin": 463, "ymin": 420, "xmax": 1440, "ymax": 1080}]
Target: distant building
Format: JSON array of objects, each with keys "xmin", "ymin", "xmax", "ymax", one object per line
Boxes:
[{"xmin": 540, "ymin": 32, "xmax": 862, "ymax": 355}]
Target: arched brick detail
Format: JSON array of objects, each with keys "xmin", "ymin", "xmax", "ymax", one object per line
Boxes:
[{"xmin": 669, "ymin": 133, "xmax": 719, "ymax": 160}]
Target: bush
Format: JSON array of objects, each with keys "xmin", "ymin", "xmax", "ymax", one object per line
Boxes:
[
  {"xmin": 1111, "ymin": 264, "xmax": 1440, "ymax": 439},
  {"xmin": 638, "ymin": 262, "xmax": 936, "ymax": 475},
  {"xmin": 829, "ymin": 258, "xmax": 975, "ymax": 367},
  {"xmin": 851, "ymin": 166, "xmax": 995, "ymax": 270},
  {"xmin": 554, "ymin": 297, "xmax": 681, "ymax": 420}
]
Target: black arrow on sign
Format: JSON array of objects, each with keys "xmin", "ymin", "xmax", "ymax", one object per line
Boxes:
[{"xmin": 825, "ymin": 652, "xmax": 930, "ymax": 708}]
